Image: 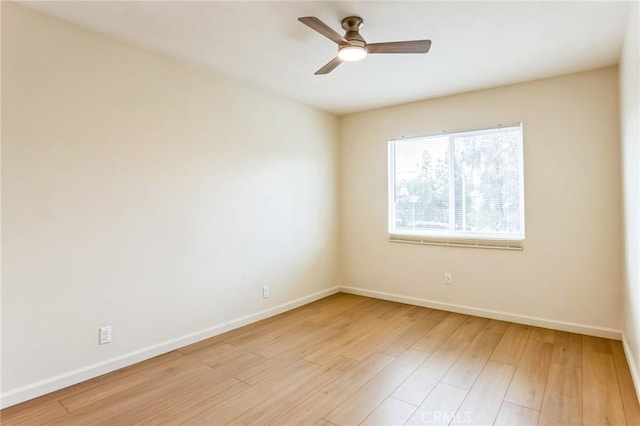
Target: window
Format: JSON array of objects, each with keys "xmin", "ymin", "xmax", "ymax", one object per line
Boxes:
[{"xmin": 388, "ymin": 124, "xmax": 524, "ymax": 242}]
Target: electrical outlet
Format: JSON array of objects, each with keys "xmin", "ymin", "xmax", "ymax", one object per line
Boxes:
[
  {"xmin": 263, "ymin": 286, "xmax": 270, "ymax": 298},
  {"xmin": 444, "ymin": 273, "xmax": 453, "ymax": 285},
  {"xmin": 99, "ymin": 326, "xmax": 112, "ymax": 345}
]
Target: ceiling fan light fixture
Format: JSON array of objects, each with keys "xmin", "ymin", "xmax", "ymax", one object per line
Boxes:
[
  {"xmin": 338, "ymin": 45, "xmax": 367, "ymax": 61},
  {"xmin": 298, "ymin": 15, "xmax": 431, "ymax": 74}
]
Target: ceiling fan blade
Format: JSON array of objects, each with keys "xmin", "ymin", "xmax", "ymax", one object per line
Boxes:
[
  {"xmin": 366, "ymin": 40, "xmax": 432, "ymax": 54},
  {"xmin": 315, "ymin": 57, "xmax": 342, "ymax": 75},
  {"xmin": 298, "ymin": 17, "xmax": 347, "ymax": 45}
]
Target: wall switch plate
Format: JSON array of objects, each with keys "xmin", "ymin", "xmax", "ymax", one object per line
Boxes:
[
  {"xmin": 444, "ymin": 273, "xmax": 453, "ymax": 285},
  {"xmin": 99, "ymin": 326, "xmax": 112, "ymax": 345},
  {"xmin": 263, "ymin": 286, "xmax": 270, "ymax": 298}
]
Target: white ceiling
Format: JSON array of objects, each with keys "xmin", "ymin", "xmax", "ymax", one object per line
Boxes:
[{"xmin": 21, "ymin": 1, "xmax": 630, "ymax": 115}]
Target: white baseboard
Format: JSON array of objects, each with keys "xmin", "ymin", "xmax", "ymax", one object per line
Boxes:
[
  {"xmin": 622, "ymin": 333, "xmax": 640, "ymax": 403},
  {"xmin": 0, "ymin": 286, "xmax": 340, "ymax": 409},
  {"xmin": 341, "ymin": 286, "xmax": 621, "ymax": 340},
  {"xmin": 1, "ymin": 285, "xmax": 626, "ymax": 409}
]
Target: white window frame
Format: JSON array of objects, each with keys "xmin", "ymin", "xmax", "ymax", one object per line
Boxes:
[{"xmin": 388, "ymin": 124, "xmax": 525, "ymax": 247}]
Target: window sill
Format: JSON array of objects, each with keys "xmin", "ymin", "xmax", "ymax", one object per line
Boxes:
[{"xmin": 388, "ymin": 235, "xmax": 523, "ymax": 251}]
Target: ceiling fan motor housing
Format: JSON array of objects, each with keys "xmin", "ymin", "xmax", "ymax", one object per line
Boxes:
[{"xmin": 341, "ymin": 16, "xmax": 366, "ymax": 47}]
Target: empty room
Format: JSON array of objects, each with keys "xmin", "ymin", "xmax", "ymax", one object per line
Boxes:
[{"xmin": 1, "ymin": 1, "xmax": 639, "ymax": 425}]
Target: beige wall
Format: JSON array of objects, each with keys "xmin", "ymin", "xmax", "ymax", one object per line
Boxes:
[
  {"xmin": 620, "ymin": 1, "xmax": 640, "ymax": 396},
  {"xmin": 1, "ymin": 3, "xmax": 339, "ymax": 399},
  {"xmin": 340, "ymin": 67, "xmax": 622, "ymax": 333}
]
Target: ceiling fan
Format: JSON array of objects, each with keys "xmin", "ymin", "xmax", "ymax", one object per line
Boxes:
[{"xmin": 298, "ymin": 16, "xmax": 432, "ymax": 75}]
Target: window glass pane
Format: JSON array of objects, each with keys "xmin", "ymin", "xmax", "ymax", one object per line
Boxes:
[
  {"xmin": 453, "ymin": 129, "xmax": 523, "ymax": 235},
  {"xmin": 394, "ymin": 137, "xmax": 449, "ymax": 232}
]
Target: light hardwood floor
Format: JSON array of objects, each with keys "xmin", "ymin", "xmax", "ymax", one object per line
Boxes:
[{"xmin": 2, "ymin": 293, "xmax": 639, "ymax": 425}]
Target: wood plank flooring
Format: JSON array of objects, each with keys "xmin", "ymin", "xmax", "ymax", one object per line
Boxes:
[{"xmin": 2, "ymin": 293, "xmax": 639, "ymax": 425}]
